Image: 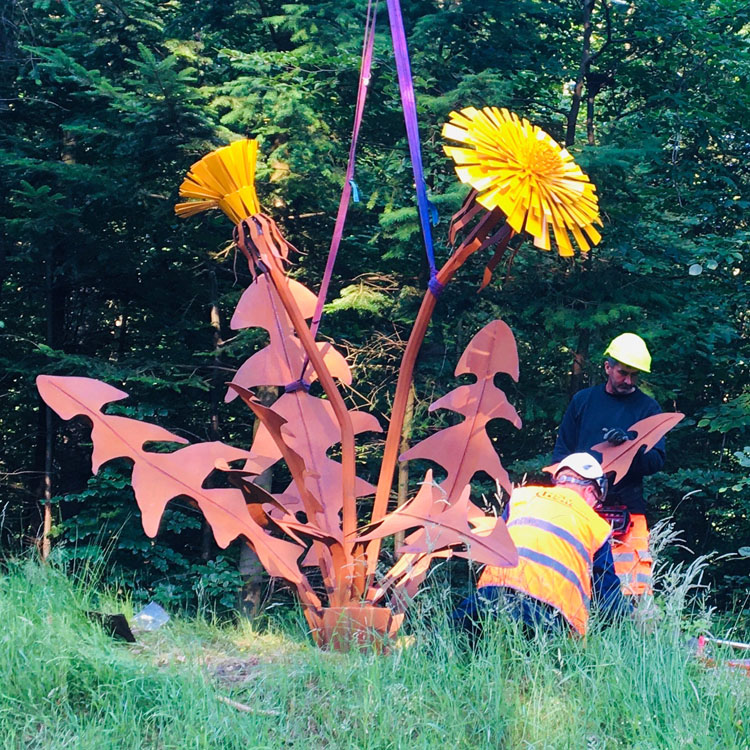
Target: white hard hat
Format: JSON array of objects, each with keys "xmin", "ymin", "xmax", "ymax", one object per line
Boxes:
[{"xmin": 554, "ymin": 452, "xmax": 604, "ymax": 480}]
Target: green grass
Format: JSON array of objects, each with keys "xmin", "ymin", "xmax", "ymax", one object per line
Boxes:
[{"xmin": 1, "ymin": 558, "xmax": 748, "ymax": 749}]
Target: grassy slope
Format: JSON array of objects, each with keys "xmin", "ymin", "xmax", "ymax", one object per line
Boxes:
[{"xmin": 1, "ymin": 562, "xmax": 748, "ymax": 750}]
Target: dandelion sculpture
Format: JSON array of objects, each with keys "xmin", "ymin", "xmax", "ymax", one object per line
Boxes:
[
  {"xmin": 175, "ymin": 139, "xmax": 261, "ymax": 221},
  {"xmin": 38, "ymin": 111, "xmax": 637, "ymax": 648},
  {"xmin": 442, "ymin": 106, "xmax": 602, "ymax": 256}
]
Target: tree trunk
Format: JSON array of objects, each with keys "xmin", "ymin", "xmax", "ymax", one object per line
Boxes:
[
  {"xmin": 569, "ymin": 329, "xmax": 591, "ymax": 398},
  {"xmin": 39, "ymin": 243, "xmax": 65, "ymax": 559},
  {"xmin": 586, "ymin": 86, "xmax": 596, "ymax": 146},
  {"xmin": 565, "ymin": 0, "xmax": 595, "ymax": 148},
  {"xmin": 41, "ymin": 403, "xmax": 53, "ymax": 560}
]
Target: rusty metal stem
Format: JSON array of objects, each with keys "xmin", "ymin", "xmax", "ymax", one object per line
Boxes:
[
  {"xmin": 264, "ymin": 262, "xmax": 359, "ymax": 589},
  {"xmin": 363, "ymin": 235, "xmax": 491, "ymax": 578}
]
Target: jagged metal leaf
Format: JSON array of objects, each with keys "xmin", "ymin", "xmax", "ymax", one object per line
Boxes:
[
  {"xmin": 400, "ymin": 320, "xmax": 521, "ymax": 497},
  {"xmin": 36, "ymin": 375, "xmax": 309, "ymax": 587},
  {"xmin": 356, "ymin": 471, "xmax": 516, "ymax": 568},
  {"xmin": 230, "ymin": 382, "xmax": 362, "ymax": 602},
  {"xmin": 387, "ymin": 499, "xmax": 502, "ymax": 601},
  {"xmin": 245, "ymin": 390, "xmax": 381, "ymax": 538},
  {"xmin": 226, "ymin": 274, "xmax": 351, "ymax": 402},
  {"xmin": 229, "ymin": 384, "xmax": 324, "ymax": 521},
  {"xmin": 590, "ymin": 412, "xmax": 685, "ymax": 485}
]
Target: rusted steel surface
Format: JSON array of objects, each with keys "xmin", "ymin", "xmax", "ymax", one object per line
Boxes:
[
  {"xmin": 363, "ymin": 211, "xmax": 513, "ymax": 578},
  {"xmin": 400, "ymin": 320, "xmax": 521, "ymax": 498},
  {"xmin": 592, "ymin": 412, "xmax": 685, "ymax": 484},
  {"xmin": 544, "ymin": 413, "xmax": 684, "ymax": 485},
  {"xmin": 235, "ymin": 216, "xmax": 361, "ymax": 585},
  {"xmin": 359, "ymin": 475, "xmax": 517, "ymax": 606},
  {"xmin": 313, "ymin": 606, "xmax": 403, "ymax": 651},
  {"xmin": 35, "ymin": 376, "xmax": 315, "ymax": 595},
  {"xmin": 226, "ymin": 274, "xmax": 351, "ymax": 401},
  {"xmin": 36, "ymin": 124, "xmax": 604, "ymax": 647}
]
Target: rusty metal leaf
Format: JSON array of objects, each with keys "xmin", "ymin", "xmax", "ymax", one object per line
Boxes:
[
  {"xmin": 36, "ymin": 375, "xmax": 309, "ymax": 587},
  {"xmin": 226, "ymin": 274, "xmax": 351, "ymax": 402},
  {"xmin": 356, "ymin": 472, "xmax": 517, "ymax": 569},
  {"xmin": 400, "ymin": 320, "xmax": 521, "ymax": 497},
  {"xmin": 244, "ymin": 390, "xmax": 381, "ymax": 538},
  {"xmin": 229, "ymin": 383, "xmax": 365, "ymax": 602},
  {"xmin": 389, "ymin": 513, "xmax": 513, "ymax": 605},
  {"xmin": 591, "ymin": 412, "xmax": 685, "ymax": 485},
  {"xmin": 228, "ymin": 384, "xmax": 323, "ymax": 519}
]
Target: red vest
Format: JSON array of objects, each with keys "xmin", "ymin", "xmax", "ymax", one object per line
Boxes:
[{"xmin": 478, "ymin": 485, "xmax": 612, "ymax": 635}]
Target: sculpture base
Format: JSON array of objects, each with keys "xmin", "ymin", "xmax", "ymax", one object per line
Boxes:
[{"xmin": 308, "ymin": 606, "xmax": 404, "ymax": 652}]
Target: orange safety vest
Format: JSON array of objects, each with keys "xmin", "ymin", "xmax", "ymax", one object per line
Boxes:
[
  {"xmin": 611, "ymin": 514, "xmax": 652, "ymax": 596},
  {"xmin": 478, "ymin": 485, "xmax": 613, "ymax": 635}
]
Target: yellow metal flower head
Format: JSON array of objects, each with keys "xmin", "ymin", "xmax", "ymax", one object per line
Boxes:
[
  {"xmin": 442, "ymin": 107, "xmax": 602, "ymax": 256},
  {"xmin": 175, "ymin": 139, "xmax": 261, "ymax": 224}
]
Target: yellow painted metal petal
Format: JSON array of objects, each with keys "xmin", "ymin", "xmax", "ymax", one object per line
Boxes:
[
  {"xmin": 175, "ymin": 139, "xmax": 261, "ymax": 223},
  {"xmin": 583, "ymin": 223, "xmax": 602, "ymax": 244},
  {"xmin": 442, "ymin": 107, "xmax": 602, "ymax": 256},
  {"xmin": 174, "ymin": 200, "xmax": 218, "ymax": 217},
  {"xmin": 177, "ymin": 184, "xmax": 225, "ymax": 201},
  {"xmin": 569, "ymin": 223, "xmax": 591, "ymax": 253}
]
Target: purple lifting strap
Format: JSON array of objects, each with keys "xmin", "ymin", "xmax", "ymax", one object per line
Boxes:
[
  {"xmin": 428, "ymin": 273, "xmax": 445, "ymax": 297},
  {"xmin": 386, "ymin": 0, "xmax": 438, "ymax": 276},
  {"xmin": 299, "ymin": 0, "xmax": 377, "ymax": 383},
  {"xmin": 285, "ymin": 379, "xmax": 311, "ymax": 394}
]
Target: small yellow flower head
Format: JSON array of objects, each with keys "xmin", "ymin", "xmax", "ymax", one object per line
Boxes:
[
  {"xmin": 443, "ymin": 107, "xmax": 602, "ymax": 256},
  {"xmin": 175, "ymin": 139, "xmax": 261, "ymax": 224}
]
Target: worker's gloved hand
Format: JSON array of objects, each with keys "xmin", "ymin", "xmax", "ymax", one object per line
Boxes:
[{"xmin": 602, "ymin": 427, "xmax": 630, "ymax": 446}]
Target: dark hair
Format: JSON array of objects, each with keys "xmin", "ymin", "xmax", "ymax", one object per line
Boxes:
[{"xmin": 605, "ymin": 356, "xmax": 618, "ymax": 367}]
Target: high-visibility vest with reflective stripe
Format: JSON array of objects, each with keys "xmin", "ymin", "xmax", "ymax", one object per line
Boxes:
[
  {"xmin": 478, "ymin": 486, "xmax": 612, "ymax": 635},
  {"xmin": 611, "ymin": 513, "xmax": 652, "ymax": 596}
]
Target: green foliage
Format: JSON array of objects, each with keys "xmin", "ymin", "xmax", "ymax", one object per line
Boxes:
[
  {"xmin": 1, "ymin": 0, "xmax": 750, "ymax": 612},
  {"xmin": 49, "ymin": 466, "xmax": 243, "ymax": 612},
  {"xmin": 0, "ymin": 561, "xmax": 748, "ymax": 748},
  {"xmin": 324, "ymin": 282, "xmax": 391, "ymax": 315}
]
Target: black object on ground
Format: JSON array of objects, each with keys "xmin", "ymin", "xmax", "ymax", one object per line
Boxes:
[{"xmin": 85, "ymin": 611, "xmax": 136, "ymax": 642}]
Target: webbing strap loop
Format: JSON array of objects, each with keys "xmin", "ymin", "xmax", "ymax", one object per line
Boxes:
[
  {"xmin": 299, "ymin": 0, "xmax": 377, "ymax": 383},
  {"xmin": 428, "ymin": 272, "xmax": 444, "ymax": 298},
  {"xmin": 386, "ymin": 0, "xmax": 438, "ymax": 277},
  {"xmin": 285, "ymin": 379, "xmax": 311, "ymax": 394}
]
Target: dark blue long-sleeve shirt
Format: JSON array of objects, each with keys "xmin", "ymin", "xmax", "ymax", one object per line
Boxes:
[{"xmin": 552, "ymin": 384, "xmax": 665, "ymax": 513}]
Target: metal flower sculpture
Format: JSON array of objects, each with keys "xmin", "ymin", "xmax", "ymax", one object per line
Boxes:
[
  {"xmin": 38, "ymin": 138, "xmax": 526, "ymax": 649},
  {"xmin": 38, "ymin": 104, "xmax": 610, "ymax": 648},
  {"xmin": 442, "ymin": 106, "xmax": 602, "ymax": 256}
]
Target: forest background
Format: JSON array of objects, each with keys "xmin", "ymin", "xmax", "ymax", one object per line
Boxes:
[{"xmin": 1, "ymin": 0, "xmax": 749, "ymax": 619}]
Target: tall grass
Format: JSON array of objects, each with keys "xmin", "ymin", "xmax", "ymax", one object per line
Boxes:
[{"xmin": 1, "ymin": 552, "xmax": 748, "ymax": 749}]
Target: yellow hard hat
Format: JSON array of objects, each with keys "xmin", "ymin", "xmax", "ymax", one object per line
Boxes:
[{"xmin": 604, "ymin": 333, "xmax": 651, "ymax": 373}]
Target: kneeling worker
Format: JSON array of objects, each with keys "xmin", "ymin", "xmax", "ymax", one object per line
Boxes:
[{"xmin": 457, "ymin": 453, "xmax": 629, "ymax": 637}]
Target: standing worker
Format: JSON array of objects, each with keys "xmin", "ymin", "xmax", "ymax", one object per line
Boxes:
[
  {"xmin": 455, "ymin": 453, "xmax": 629, "ymax": 638},
  {"xmin": 552, "ymin": 333, "xmax": 665, "ymax": 596}
]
